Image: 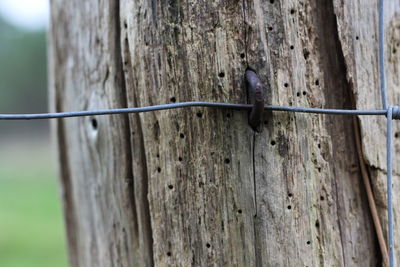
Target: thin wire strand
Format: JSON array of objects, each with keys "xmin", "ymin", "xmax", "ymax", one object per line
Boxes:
[
  {"xmin": 0, "ymin": 102, "xmax": 387, "ymax": 120},
  {"xmin": 380, "ymin": 0, "xmax": 388, "ymax": 110},
  {"xmin": 379, "ymin": 0, "xmax": 395, "ymax": 265},
  {"xmin": 387, "ymin": 107, "xmax": 395, "ymax": 267}
]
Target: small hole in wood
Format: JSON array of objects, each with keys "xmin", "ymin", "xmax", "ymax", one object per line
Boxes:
[
  {"xmin": 167, "ymin": 252, "xmax": 172, "ymax": 257},
  {"xmin": 196, "ymin": 112, "xmax": 203, "ymax": 118},
  {"xmin": 271, "ymin": 140, "xmax": 276, "ymax": 146},
  {"xmin": 170, "ymin": 97, "xmax": 176, "ymax": 103},
  {"xmin": 206, "ymin": 243, "xmax": 211, "ymax": 248},
  {"xmin": 320, "ymin": 196, "xmax": 325, "ymax": 201},
  {"xmin": 268, "ymin": 26, "xmax": 273, "ymax": 31},
  {"xmin": 156, "ymin": 154, "xmax": 160, "ymax": 158},
  {"xmin": 290, "ymin": 45, "xmax": 294, "ymax": 50},
  {"xmin": 290, "ymin": 9, "xmax": 296, "ymax": 14},
  {"xmin": 178, "ymin": 156, "xmax": 183, "ymax": 161},
  {"xmin": 284, "ymin": 83, "xmax": 289, "ymax": 87},
  {"xmin": 91, "ymin": 118, "xmax": 98, "ymax": 130},
  {"xmin": 315, "ymin": 220, "xmax": 320, "ymax": 228},
  {"xmin": 315, "ymin": 79, "xmax": 320, "ymax": 86},
  {"xmin": 124, "ymin": 21, "xmax": 128, "ymax": 28},
  {"xmin": 303, "ymin": 49, "xmax": 310, "ymax": 60},
  {"xmin": 168, "ymin": 185, "xmax": 174, "ymax": 190},
  {"xmin": 302, "ymin": 91, "xmax": 307, "ymax": 95},
  {"xmin": 355, "ymin": 36, "xmax": 359, "ymax": 40},
  {"xmin": 306, "ymin": 241, "xmax": 311, "ymax": 245},
  {"xmin": 288, "ymin": 193, "xmax": 293, "ymax": 197},
  {"xmin": 393, "ymin": 48, "xmax": 397, "ymax": 54},
  {"xmin": 318, "ymin": 143, "xmax": 321, "ymax": 149},
  {"xmin": 180, "ymin": 133, "xmax": 185, "ymax": 139},
  {"xmin": 238, "ymin": 209, "xmax": 242, "ymax": 214},
  {"xmin": 218, "ymin": 72, "xmax": 225, "ymax": 78},
  {"xmin": 240, "ymin": 53, "xmax": 245, "ymax": 59},
  {"xmin": 296, "ymin": 92, "xmax": 301, "ymax": 97},
  {"xmin": 226, "ymin": 113, "xmax": 231, "ymax": 118},
  {"xmin": 224, "ymin": 158, "xmax": 230, "ymax": 164},
  {"xmin": 157, "ymin": 167, "xmax": 161, "ymax": 173},
  {"xmin": 287, "ymin": 205, "xmax": 292, "ymax": 210},
  {"xmin": 395, "ymin": 132, "xmax": 399, "ymax": 138},
  {"xmin": 269, "ymin": 0, "xmax": 274, "ymax": 3},
  {"xmin": 318, "ymin": 167, "xmax": 322, "ymax": 173}
]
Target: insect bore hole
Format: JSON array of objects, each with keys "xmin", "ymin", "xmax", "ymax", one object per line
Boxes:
[{"xmin": 91, "ymin": 118, "xmax": 98, "ymax": 130}]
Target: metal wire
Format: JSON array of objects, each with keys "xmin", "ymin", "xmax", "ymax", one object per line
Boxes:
[
  {"xmin": 379, "ymin": 0, "xmax": 388, "ymax": 110},
  {"xmin": 378, "ymin": 0, "xmax": 395, "ymax": 265},
  {"xmin": 387, "ymin": 107, "xmax": 395, "ymax": 267},
  {"xmin": 0, "ymin": 102, "xmax": 387, "ymax": 120}
]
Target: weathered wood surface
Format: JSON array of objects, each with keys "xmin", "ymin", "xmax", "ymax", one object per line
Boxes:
[
  {"xmin": 49, "ymin": 0, "xmax": 400, "ymax": 266},
  {"xmin": 333, "ymin": 0, "xmax": 400, "ymax": 262}
]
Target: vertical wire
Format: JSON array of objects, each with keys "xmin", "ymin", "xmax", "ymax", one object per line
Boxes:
[
  {"xmin": 379, "ymin": 0, "xmax": 388, "ymax": 109},
  {"xmin": 387, "ymin": 107, "xmax": 395, "ymax": 266},
  {"xmin": 379, "ymin": 0, "xmax": 394, "ymax": 265}
]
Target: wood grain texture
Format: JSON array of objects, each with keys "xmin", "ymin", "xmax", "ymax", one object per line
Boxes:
[
  {"xmin": 49, "ymin": 0, "xmax": 400, "ymax": 266},
  {"xmin": 50, "ymin": 1, "xmax": 147, "ymax": 266}
]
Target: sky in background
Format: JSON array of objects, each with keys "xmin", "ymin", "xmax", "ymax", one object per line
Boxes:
[{"xmin": 0, "ymin": 0, "xmax": 49, "ymax": 30}]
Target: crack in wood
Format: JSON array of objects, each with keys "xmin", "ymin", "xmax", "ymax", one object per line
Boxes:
[{"xmin": 116, "ymin": 0, "xmax": 155, "ymax": 265}]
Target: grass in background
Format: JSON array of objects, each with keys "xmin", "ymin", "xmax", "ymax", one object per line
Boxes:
[{"xmin": 0, "ymin": 138, "xmax": 68, "ymax": 267}]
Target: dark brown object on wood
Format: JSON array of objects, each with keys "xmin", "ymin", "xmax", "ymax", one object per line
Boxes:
[{"xmin": 245, "ymin": 69, "xmax": 265, "ymax": 131}]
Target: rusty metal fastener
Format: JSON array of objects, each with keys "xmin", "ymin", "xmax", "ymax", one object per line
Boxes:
[{"xmin": 245, "ymin": 69, "xmax": 265, "ymax": 131}]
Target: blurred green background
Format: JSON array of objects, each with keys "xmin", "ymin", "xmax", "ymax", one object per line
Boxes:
[{"xmin": 0, "ymin": 1, "xmax": 68, "ymax": 267}]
